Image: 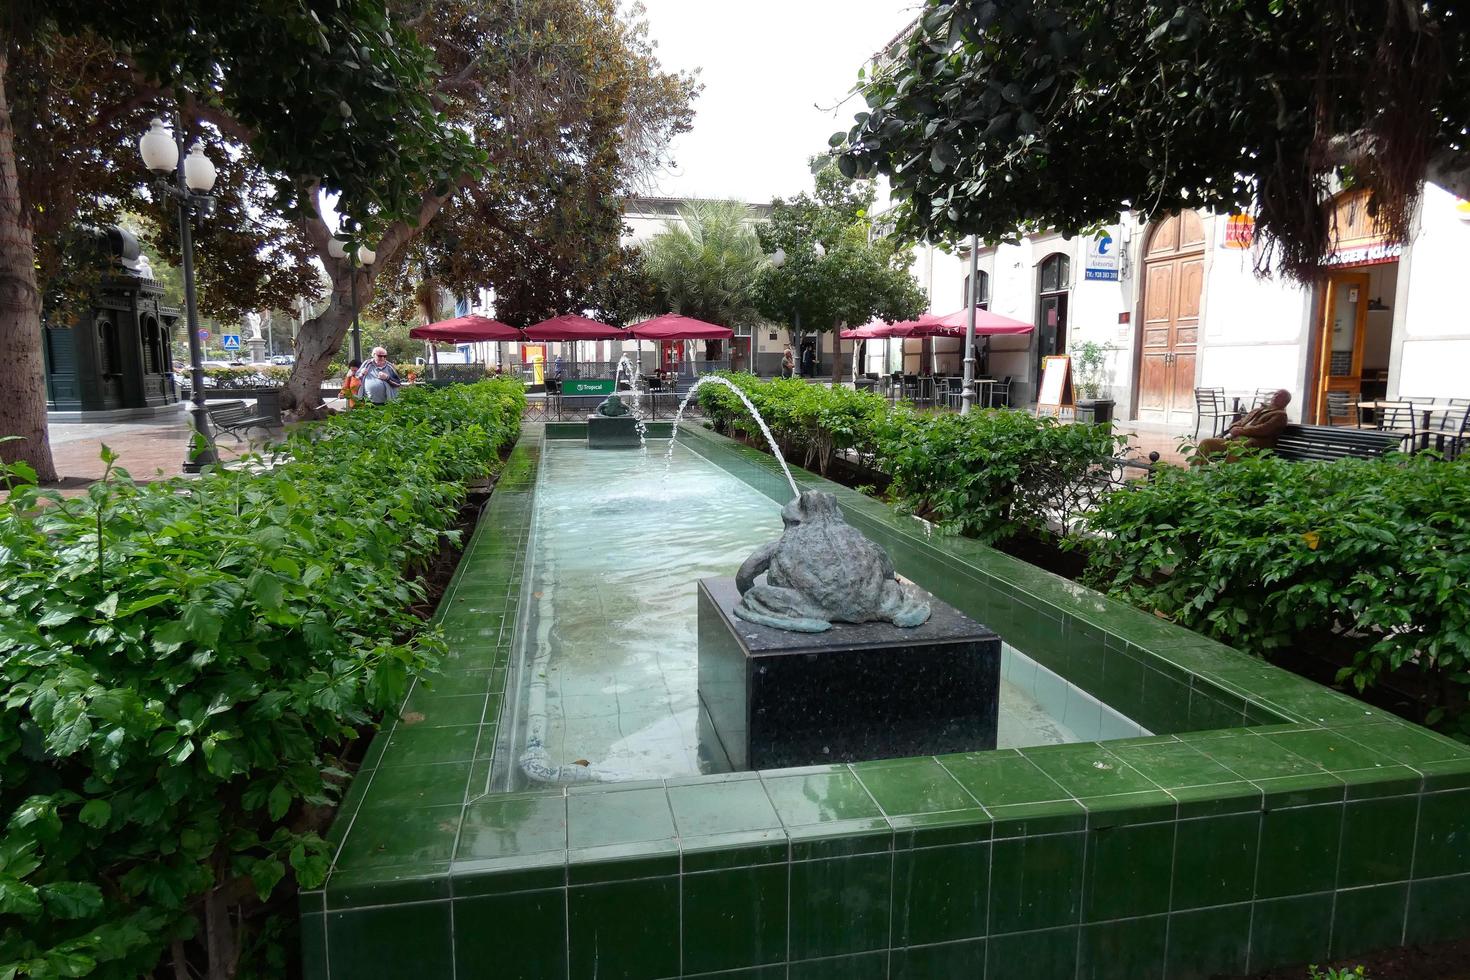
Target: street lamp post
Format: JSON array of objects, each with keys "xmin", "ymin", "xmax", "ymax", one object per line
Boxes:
[
  {"xmin": 140, "ymin": 116, "xmax": 218, "ymax": 472},
  {"xmin": 339, "ymin": 242, "xmax": 376, "ymax": 363},
  {"xmin": 960, "ymin": 233, "xmax": 980, "ymax": 415}
]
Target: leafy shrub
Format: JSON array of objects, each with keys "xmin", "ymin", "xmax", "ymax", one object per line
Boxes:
[
  {"xmin": 1083, "ymin": 452, "xmax": 1470, "ymax": 737},
  {"xmin": 0, "ymin": 378, "xmax": 524, "ymax": 977},
  {"xmin": 196, "ymin": 366, "xmax": 292, "ymax": 388}
]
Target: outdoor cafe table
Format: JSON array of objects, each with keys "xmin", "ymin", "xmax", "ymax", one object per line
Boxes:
[{"xmin": 1356, "ymin": 400, "xmax": 1457, "ymax": 450}]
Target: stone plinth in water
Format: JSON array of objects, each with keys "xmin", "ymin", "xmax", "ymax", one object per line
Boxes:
[
  {"xmin": 586, "ymin": 414, "xmax": 640, "ymax": 449},
  {"xmin": 697, "ymin": 576, "xmax": 1000, "ymax": 770}
]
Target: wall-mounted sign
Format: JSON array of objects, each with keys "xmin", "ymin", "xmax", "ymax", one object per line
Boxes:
[
  {"xmin": 1084, "ymin": 234, "xmax": 1120, "ymax": 281},
  {"xmin": 1323, "ymin": 188, "xmax": 1402, "ymax": 267},
  {"xmin": 1222, "ymin": 214, "xmax": 1255, "ymax": 249},
  {"xmin": 1117, "ymin": 312, "xmax": 1131, "ymax": 324}
]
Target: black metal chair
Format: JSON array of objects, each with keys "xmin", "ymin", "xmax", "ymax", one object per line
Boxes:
[
  {"xmin": 1250, "ymin": 387, "xmax": 1279, "ymax": 410},
  {"xmin": 1428, "ymin": 400, "xmax": 1470, "ymax": 460},
  {"xmin": 1194, "ymin": 387, "xmax": 1230, "ymax": 438},
  {"xmin": 987, "ymin": 376, "xmax": 1012, "ymax": 409},
  {"xmin": 1324, "ymin": 390, "xmax": 1357, "ymax": 427},
  {"xmin": 1375, "ymin": 401, "xmax": 1420, "ymax": 451}
]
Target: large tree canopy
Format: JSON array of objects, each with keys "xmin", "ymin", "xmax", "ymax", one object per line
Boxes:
[
  {"xmin": 837, "ymin": 0, "xmax": 1470, "ymax": 281},
  {"xmin": 755, "ymin": 159, "xmax": 925, "ymax": 381}
]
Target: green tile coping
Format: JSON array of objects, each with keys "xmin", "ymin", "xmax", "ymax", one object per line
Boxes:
[
  {"xmin": 541, "ymin": 419, "xmax": 675, "ymax": 440},
  {"xmin": 315, "ymin": 422, "xmax": 1470, "ymax": 929}
]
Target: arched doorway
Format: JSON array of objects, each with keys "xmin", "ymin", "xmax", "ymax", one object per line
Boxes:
[
  {"xmin": 1035, "ymin": 253, "xmax": 1071, "ymax": 391},
  {"xmin": 1136, "ymin": 211, "xmax": 1205, "ymax": 425}
]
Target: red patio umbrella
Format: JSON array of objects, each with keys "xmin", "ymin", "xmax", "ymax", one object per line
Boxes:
[
  {"xmin": 627, "ymin": 313, "xmax": 734, "ymax": 340},
  {"xmin": 933, "ymin": 308, "xmax": 1034, "ymax": 335},
  {"xmin": 522, "ymin": 314, "xmax": 626, "ymax": 341},
  {"xmin": 409, "ymin": 315, "xmax": 522, "ymax": 342}
]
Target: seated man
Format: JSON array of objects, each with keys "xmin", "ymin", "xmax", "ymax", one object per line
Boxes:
[{"xmin": 1194, "ymin": 389, "xmax": 1291, "ymax": 462}]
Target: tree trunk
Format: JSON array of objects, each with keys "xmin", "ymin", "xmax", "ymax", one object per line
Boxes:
[
  {"xmin": 830, "ymin": 323, "xmax": 843, "ymax": 385},
  {"xmin": 280, "ymin": 268, "xmax": 363, "ymax": 419},
  {"xmin": 0, "ymin": 51, "xmax": 58, "ymax": 483}
]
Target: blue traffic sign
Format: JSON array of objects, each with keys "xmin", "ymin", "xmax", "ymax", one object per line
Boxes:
[{"xmin": 221, "ymin": 334, "xmax": 241, "ymax": 351}]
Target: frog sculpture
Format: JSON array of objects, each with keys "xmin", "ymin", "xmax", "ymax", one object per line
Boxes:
[
  {"xmin": 595, "ymin": 394, "xmax": 630, "ymax": 417},
  {"xmin": 734, "ymin": 490, "xmax": 930, "ymax": 633}
]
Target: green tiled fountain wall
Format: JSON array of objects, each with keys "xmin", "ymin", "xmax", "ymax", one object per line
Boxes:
[{"xmin": 303, "ymin": 425, "xmax": 1470, "ymax": 980}]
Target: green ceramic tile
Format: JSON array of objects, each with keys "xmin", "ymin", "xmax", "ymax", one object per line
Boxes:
[
  {"xmin": 940, "ymin": 750, "xmax": 1072, "ymax": 807},
  {"xmin": 888, "ymin": 808, "xmax": 992, "ymax": 848},
  {"xmin": 1331, "ymin": 882, "xmax": 1408, "ymax": 959},
  {"xmin": 357, "ymin": 760, "xmax": 474, "ymax": 810},
  {"xmin": 1335, "ymin": 721, "xmax": 1470, "ymax": 768},
  {"xmin": 1189, "ymin": 734, "xmax": 1326, "ymax": 781},
  {"xmin": 412, "ymin": 670, "xmax": 496, "ymax": 698},
  {"xmin": 680, "ymin": 829, "xmax": 789, "ymax": 872},
  {"xmin": 1343, "ymin": 764, "xmax": 1422, "ymax": 800},
  {"xmin": 1171, "ymin": 811, "xmax": 1260, "ymax": 910},
  {"xmin": 988, "ymin": 799, "xmax": 1088, "ymax": 838},
  {"xmin": 788, "ymin": 853, "xmax": 892, "ymax": 959},
  {"xmin": 762, "ymin": 770, "xmax": 882, "ymax": 826},
  {"xmin": 1416, "ymin": 759, "xmax": 1470, "ymax": 792},
  {"xmin": 891, "ymin": 842, "xmax": 989, "ymax": 945},
  {"xmin": 333, "ymin": 805, "xmax": 458, "ymax": 875},
  {"xmin": 985, "ymin": 925, "xmax": 1078, "ymax": 980},
  {"xmin": 458, "ymin": 792, "xmax": 567, "ymax": 861},
  {"xmin": 1338, "ymin": 795, "xmax": 1418, "ymax": 886},
  {"xmin": 1080, "ymin": 790, "xmax": 1176, "ymax": 828},
  {"xmin": 1083, "ymin": 819, "xmax": 1174, "ymax": 921},
  {"xmin": 681, "ymin": 863, "xmax": 788, "ymax": 974},
  {"xmin": 787, "ymin": 818, "xmax": 893, "ymax": 861},
  {"xmin": 300, "ymin": 912, "xmax": 326, "ymax": 978},
  {"xmin": 851, "ymin": 757, "xmax": 976, "ymax": 815},
  {"xmin": 399, "ymin": 694, "xmax": 495, "ymax": 727},
  {"xmin": 1137, "ymin": 668, "xmax": 1191, "ymax": 733},
  {"xmin": 454, "ymin": 889, "xmax": 568, "ymax": 980},
  {"xmin": 1255, "ymin": 803, "xmax": 1343, "ymax": 899},
  {"xmin": 326, "ymin": 901, "xmax": 453, "ymax": 978},
  {"xmin": 567, "ymin": 839, "xmax": 679, "ymax": 885},
  {"xmin": 1066, "ymin": 619, "xmax": 1107, "ymax": 696},
  {"xmin": 1413, "ymin": 789, "xmax": 1470, "ymax": 877},
  {"xmin": 669, "ymin": 778, "xmax": 781, "ymax": 837},
  {"xmin": 787, "ymin": 952, "xmax": 887, "ymax": 980},
  {"xmin": 568, "ymin": 876, "xmax": 679, "ymax": 980},
  {"xmin": 380, "ymin": 724, "xmax": 484, "ymax": 767},
  {"xmin": 1165, "ymin": 903, "xmax": 1250, "ymax": 979},
  {"xmin": 1107, "ymin": 739, "xmax": 1236, "ymax": 789},
  {"xmin": 1406, "ymin": 873, "xmax": 1470, "ymax": 945},
  {"xmin": 1252, "ymin": 772, "xmax": 1345, "ymax": 808},
  {"xmin": 1077, "ymin": 914, "xmax": 1166, "ymax": 980},
  {"xmin": 1020, "ymin": 744, "xmax": 1159, "ymax": 800},
  {"xmin": 325, "ymin": 862, "xmax": 452, "ymax": 909},
  {"xmin": 891, "ymin": 939, "xmax": 986, "ymax": 979},
  {"xmin": 1266, "ymin": 729, "xmax": 1397, "ymax": 774},
  {"xmin": 989, "ymin": 832, "xmax": 1085, "ymax": 934},
  {"xmin": 1248, "ymin": 893, "xmax": 1333, "ymax": 973},
  {"xmin": 566, "ymin": 785, "xmax": 675, "ymax": 849},
  {"xmin": 451, "ymin": 847, "xmax": 566, "ymax": 898}
]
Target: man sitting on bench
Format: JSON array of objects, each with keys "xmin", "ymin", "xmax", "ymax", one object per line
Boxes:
[{"xmin": 1194, "ymin": 389, "xmax": 1291, "ymax": 463}]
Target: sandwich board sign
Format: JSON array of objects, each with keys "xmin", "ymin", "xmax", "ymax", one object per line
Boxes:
[
  {"xmin": 1036, "ymin": 355, "xmax": 1074, "ymax": 418},
  {"xmin": 221, "ymin": 334, "xmax": 241, "ymax": 352}
]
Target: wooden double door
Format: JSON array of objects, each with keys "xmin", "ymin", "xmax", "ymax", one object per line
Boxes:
[{"xmin": 1137, "ymin": 211, "xmax": 1205, "ymax": 425}]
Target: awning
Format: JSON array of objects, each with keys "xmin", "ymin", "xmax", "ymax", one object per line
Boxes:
[
  {"xmin": 627, "ymin": 313, "xmax": 734, "ymax": 340},
  {"xmin": 523, "ymin": 314, "xmax": 626, "ymax": 341},
  {"xmin": 931, "ymin": 308, "xmax": 1034, "ymax": 336},
  {"xmin": 839, "ymin": 318, "xmax": 893, "ymax": 340},
  {"xmin": 409, "ymin": 315, "xmax": 522, "ymax": 343}
]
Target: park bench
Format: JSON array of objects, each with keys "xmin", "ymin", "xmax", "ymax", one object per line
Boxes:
[
  {"xmin": 1270, "ymin": 423, "xmax": 1405, "ymax": 462},
  {"xmin": 206, "ymin": 399, "xmax": 280, "ymax": 443}
]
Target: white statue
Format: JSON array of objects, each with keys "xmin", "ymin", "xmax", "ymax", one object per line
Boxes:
[{"xmin": 244, "ymin": 311, "xmax": 263, "ymax": 340}]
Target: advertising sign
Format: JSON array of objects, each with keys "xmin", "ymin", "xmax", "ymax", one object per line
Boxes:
[
  {"xmin": 1222, "ymin": 214, "xmax": 1255, "ymax": 249},
  {"xmin": 566, "ymin": 379, "xmax": 615, "ymax": 396},
  {"xmin": 1084, "ymin": 233, "xmax": 1120, "ymax": 281}
]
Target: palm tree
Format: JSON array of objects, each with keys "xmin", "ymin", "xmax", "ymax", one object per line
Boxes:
[{"xmin": 642, "ymin": 200, "xmax": 766, "ymax": 329}]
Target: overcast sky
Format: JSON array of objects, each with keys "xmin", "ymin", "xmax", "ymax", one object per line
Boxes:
[{"xmin": 636, "ymin": 0, "xmax": 922, "ymax": 203}]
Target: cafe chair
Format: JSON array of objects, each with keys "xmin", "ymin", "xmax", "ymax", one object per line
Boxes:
[{"xmin": 1194, "ymin": 387, "xmax": 1230, "ymax": 438}]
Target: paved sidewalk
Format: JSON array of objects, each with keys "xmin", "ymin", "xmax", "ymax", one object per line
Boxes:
[{"xmin": 46, "ymin": 417, "xmax": 260, "ymax": 487}]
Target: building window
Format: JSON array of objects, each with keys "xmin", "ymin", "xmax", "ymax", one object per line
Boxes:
[
  {"xmin": 963, "ymin": 270, "xmax": 990, "ymax": 310},
  {"xmin": 1039, "ymin": 253, "xmax": 1071, "ymax": 293}
]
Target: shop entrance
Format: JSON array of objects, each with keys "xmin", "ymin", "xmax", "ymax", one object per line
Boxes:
[
  {"xmin": 1034, "ymin": 253, "xmax": 1071, "ymax": 395},
  {"xmin": 1135, "ymin": 210, "xmax": 1205, "ymax": 426}
]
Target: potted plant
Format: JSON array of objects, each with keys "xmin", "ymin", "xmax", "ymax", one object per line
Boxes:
[{"xmin": 1073, "ymin": 341, "xmax": 1115, "ymax": 423}]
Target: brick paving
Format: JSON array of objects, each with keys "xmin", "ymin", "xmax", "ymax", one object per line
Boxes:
[{"xmin": 42, "ymin": 417, "xmax": 264, "ymax": 495}]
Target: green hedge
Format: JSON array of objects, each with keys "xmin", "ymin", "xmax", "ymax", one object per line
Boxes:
[
  {"xmin": 0, "ymin": 378, "xmax": 524, "ymax": 977},
  {"xmin": 1083, "ymin": 450, "xmax": 1470, "ymax": 737},
  {"xmin": 697, "ymin": 372, "xmax": 1123, "ymax": 543}
]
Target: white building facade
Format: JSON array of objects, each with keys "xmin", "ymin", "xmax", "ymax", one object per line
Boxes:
[{"xmin": 878, "ymin": 183, "xmax": 1470, "ymax": 426}]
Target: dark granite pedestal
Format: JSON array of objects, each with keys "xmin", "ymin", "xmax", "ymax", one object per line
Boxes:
[
  {"xmin": 697, "ymin": 577, "xmax": 1000, "ymax": 771},
  {"xmin": 586, "ymin": 414, "xmax": 640, "ymax": 449}
]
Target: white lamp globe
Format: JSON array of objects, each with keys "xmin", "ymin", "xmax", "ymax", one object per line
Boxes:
[
  {"xmin": 770, "ymin": 247, "xmax": 786, "ymax": 268},
  {"xmin": 356, "ymin": 245, "xmax": 377, "ymax": 266},
  {"xmin": 139, "ymin": 118, "xmax": 178, "ymax": 173},
  {"xmin": 183, "ymin": 143, "xmax": 217, "ymax": 192},
  {"xmin": 813, "ymin": 241, "xmax": 827, "ymax": 258},
  {"xmin": 327, "ymin": 238, "xmax": 348, "ymax": 259}
]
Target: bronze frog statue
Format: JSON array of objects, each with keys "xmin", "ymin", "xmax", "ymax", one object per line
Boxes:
[
  {"xmin": 595, "ymin": 394, "xmax": 630, "ymax": 417},
  {"xmin": 734, "ymin": 490, "xmax": 931, "ymax": 633}
]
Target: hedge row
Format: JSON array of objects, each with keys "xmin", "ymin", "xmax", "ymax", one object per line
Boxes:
[
  {"xmin": 0, "ymin": 378, "xmax": 524, "ymax": 978},
  {"xmin": 697, "ymin": 373, "xmax": 1124, "ymax": 544}
]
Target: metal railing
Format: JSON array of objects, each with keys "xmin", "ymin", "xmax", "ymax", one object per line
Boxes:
[{"xmin": 522, "ymin": 391, "xmax": 707, "ymax": 423}]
